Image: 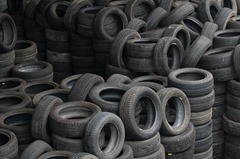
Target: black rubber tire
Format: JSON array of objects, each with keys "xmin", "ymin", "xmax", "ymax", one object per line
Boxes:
[
  {"xmin": 154, "ymin": 37, "xmax": 184, "ymax": 76},
  {"xmin": 0, "ymin": 77, "xmax": 26, "ymax": 92},
  {"xmin": 227, "ymin": 16, "xmax": 240, "ymax": 29},
  {"xmin": 125, "ymin": 38, "xmax": 157, "ymax": 58},
  {"xmin": 78, "ymin": 6, "xmax": 103, "ymax": 26},
  {"xmin": 60, "ymin": 74, "xmax": 83, "ymax": 90},
  {"xmin": 68, "ymin": 73, "xmax": 104, "ymax": 101},
  {"xmin": 194, "ymin": 147, "xmax": 213, "ymax": 159},
  {"xmin": 45, "ymin": 28, "xmax": 69, "ymax": 42},
  {"xmin": 119, "ymin": 86, "xmax": 162, "ymax": 140},
  {"xmin": 134, "ymin": 144, "xmax": 165, "ymax": 159},
  {"xmin": 70, "ymin": 153, "xmax": 98, "ymax": 159},
  {"xmin": 110, "ymin": 29, "xmax": 141, "ymax": 68},
  {"xmin": 213, "ymin": 130, "xmax": 225, "ymax": 143},
  {"xmin": 129, "ymin": 82, "xmax": 164, "ymax": 92},
  {"xmin": 168, "ymin": 68, "xmax": 214, "ymax": 97},
  {"xmin": 195, "ymin": 120, "xmax": 213, "ymax": 140},
  {"xmin": 32, "ymin": 89, "xmax": 69, "ymax": 106},
  {"xmin": 0, "ymin": 49, "xmax": 15, "ymax": 68},
  {"xmin": 226, "ymin": 104, "xmax": 240, "ymax": 122},
  {"xmin": 233, "ymin": 44, "xmax": 240, "ymax": 80},
  {"xmin": 195, "ymin": 134, "xmax": 213, "ymax": 154},
  {"xmin": 181, "ymin": 16, "xmax": 203, "ymax": 42},
  {"xmin": 158, "ymin": 88, "xmax": 191, "ymax": 136},
  {"xmin": 126, "ymin": 18, "xmax": 147, "ymax": 33},
  {"xmin": 11, "ymin": 61, "xmax": 53, "ymax": 82},
  {"xmin": 140, "ymin": 28, "xmax": 165, "ymax": 39},
  {"xmin": 227, "ymin": 93, "xmax": 240, "ymax": 109},
  {"xmin": 20, "ymin": 140, "xmax": 52, "ymax": 159},
  {"xmin": 125, "ymin": 132, "xmax": 161, "ymax": 158},
  {"xmin": 106, "ymin": 74, "xmax": 131, "ymax": 84},
  {"xmin": 181, "ymin": 35, "xmax": 212, "ymax": 68},
  {"xmin": 85, "ymin": 112, "xmax": 125, "ymax": 159},
  {"xmin": 160, "ymin": 2, "xmax": 195, "ymax": 27},
  {"xmin": 94, "ymin": 7, "xmax": 128, "ymax": 41},
  {"xmin": 212, "ymin": 118, "xmax": 223, "ymax": 132},
  {"xmin": 197, "ymin": 0, "xmax": 221, "ymax": 23},
  {"xmin": 0, "ymin": 13, "xmax": 17, "ymax": 52},
  {"xmin": 161, "ymin": 123, "xmax": 195, "ymax": 153},
  {"xmin": 126, "ymin": 57, "xmax": 155, "ymax": 73},
  {"xmin": 163, "ymin": 24, "xmax": 191, "ymax": 52},
  {"xmin": 64, "ymin": 0, "xmax": 92, "ymax": 33},
  {"xmin": 188, "ymin": 90, "xmax": 215, "ymax": 112},
  {"xmin": 50, "ymin": 101, "xmax": 101, "ymax": 138},
  {"xmin": 37, "ymin": 150, "xmax": 74, "ymax": 159},
  {"xmin": 199, "ymin": 47, "xmax": 234, "ymax": 70},
  {"xmin": 212, "ymin": 104, "xmax": 225, "ymax": 119},
  {"xmin": 201, "ymin": 22, "xmax": 218, "ymax": 41},
  {"xmin": 52, "ymin": 133, "xmax": 85, "ymax": 153},
  {"xmin": 209, "ymin": 66, "xmax": 237, "ymax": 82},
  {"xmin": 146, "ymin": 7, "xmax": 167, "ymax": 30},
  {"xmin": 213, "ymin": 29, "xmax": 240, "ymax": 48},
  {"xmin": 31, "ymin": 95, "xmax": 63, "ymax": 143},
  {"xmin": 14, "ymin": 40, "xmax": 37, "ymax": 57},
  {"xmin": 222, "ymin": 113, "xmax": 240, "ymax": 136},
  {"xmin": 191, "ymin": 108, "xmax": 213, "ymax": 126},
  {"xmin": 214, "ymin": 82, "xmax": 227, "ymax": 95},
  {"xmin": 0, "ymin": 128, "xmax": 18, "ymax": 159},
  {"xmin": 158, "ymin": 0, "xmax": 173, "ymax": 12},
  {"xmin": 93, "ymin": 39, "xmax": 112, "ymax": 53},
  {"xmin": 223, "ymin": 0, "xmax": 238, "ymax": 13},
  {"xmin": 225, "ymin": 140, "xmax": 240, "ymax": 158},
  {"xmin": 88, "ymin": 83, "xmax": 130, "ymax": 113},
  {"xmin": 116, "ymin": 143, "xmax": 134, "ymax": 159},
  {"xmin": 132, "ymin": 75, "xmax": 168, "ymax": 87},
  {"xmin": 0, "ymin": 91, "xmax": 32, "ymax": 113},
  {"xmin": 165, "ymin": 145, "xmax": 194, "ymax": 159},
  {"xmin": 24, "ymin": 1, "xmax": 39, "ymax": 21},
  {"xmin": 47, "ymin": 1, "xmax": 70, "ymax": 30},
  {"xmin": 214, "ymin": 7, "xmax": 236, "ymax": 30},
  {"xmin": 227, "ymin": 79, "xmax": 240, "ymax": 97},
  {"xmin": 124, "ymin": 0, "xmax": 156, "ymax": 21}
]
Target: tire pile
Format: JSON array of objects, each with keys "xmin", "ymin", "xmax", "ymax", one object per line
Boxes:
[{"xmin": 0, "ymin": 0, "xmax": 240, "ymax": 159}]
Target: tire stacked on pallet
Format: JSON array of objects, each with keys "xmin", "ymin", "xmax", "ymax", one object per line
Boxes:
[
  {"xmin": 223, "ymin": 78, "xmax": 240, "ymax": 159},
  {"xmin": 6, "ymin": 0, "xmax": 25, "ymax": 40},
  {"xmin": 24, "ymin": 1, "xmax": 47, "ymax": 61},
  {"xmin": 169, "ymin": 68, "xmax": 215, "ymax": 159},
  {"xmin": 0, "ymin": 13, "xmax": 17, "ymax": 78},
  {"xmin": 14, "ymin": 40, "xmax": 38, "ymax": 64},
  {"xmin": 158, "ymin": 88, "xmax": 194, "ymax": 159}
]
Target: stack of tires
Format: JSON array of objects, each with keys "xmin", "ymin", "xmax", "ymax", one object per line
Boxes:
[{"xmin": 169, "ymin": 68, "xmax": 214, "ymax": 159}]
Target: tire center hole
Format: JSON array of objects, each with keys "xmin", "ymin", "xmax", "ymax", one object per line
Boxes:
[
  {"xmin": 59, "ymin": 107, "xmax": 92, "ymax": 119},
  {"xmin": 4, "ymin": 113, "xmax": 32, "ymax": 127},
  {"xmin": 25, "ymin": 84, "xmax": 55, "ymax": 94},
  {"xmin": 177, "ymin": 72, "xmax": 205, "ymax": 81},
  {"xmin": 0, "ymin": 81, "xmax": 21, "ymax": 89},
  {"xmin": 0, "ymin": 133, "xmax": 9, "ymax": 146},
  {"xmin": 100, "ymin": 88, "xmax": 125, "ymax": 102},
  {"xmin": 0, "ymin": 96, "xmax": 23, "ymax": 107}
]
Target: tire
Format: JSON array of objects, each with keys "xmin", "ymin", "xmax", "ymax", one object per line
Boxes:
[
  {"xmin": 116, "ymin": 143, "xmax": 134, "ymax": 159},
  {"xmin": 78, "ymin": 6, "xmax": 103, "ymax": 26},
  {"xmin": 213, "ymin": 29, "xmax": 240, "ymax": 48},
  {"xmin": 93, "ymin": 39, "xmax": 112, "ymax": 53},
  {"xmin": 125, "ymin": 38, "xmax": 157, "ymax": 58},
  {"xmin": 52, "ymin": 133, "xmax": 85, "ymax": 153},
  {"xmin": 50, "ymin": 101, "xmax": 101, "ymax": 138},
  {"xmin": 0, "ymin": 77, "xmax": 26, "ymax": 92},
  {"xmin": 227, "ymin": 93, "xmax": 240, "ymax": 109},
  {"xmin": 0, "ymin": 92, "xmax": 32, "ymax": 113},
  {"xmin": 146, "ymin": 7, "xmax": 167, "ymax": 30},
  {"xmin": 181, "ymin": 35, "xmax": 212, "ymax": 68},
  {"xmin": 20, "ymin": 140, "xmax": 52, "ymax": 159},
  {"xmin": 188, "ymin": 90, "xmax": 215, "ymax": 112},
  {"xmin": 60, "ymin": 74, "xmax": 83, "ymax": 90},
  {"xmin": 194, "ymin": 147, "xmax": 213, "ymax": 159},
  {"xmin": 158, "ymin": 88, "xmax": 191, "ymax": 136},
  {"xmin": 125, "ymin": 133, "xmax": 161, "ymax": 158},
  {"xmin": 119, "ymin": 86, "xmax": 162, "ymax": 140},
  {"xmin": 110, "ymin": 29, "xmax": 141, "ymax": 68},
  {"xmin": 209, "ymin": 66, "xmax": 237, "ymax": 82},
  {"xmin": 47, "ymin": 1, "xmax": 70, "ymax": 30},
  {"xmin": 68, "ymin": 73, "xmax": 104, "ymax": 101},
  {"xmin": 37, "ymin": 150, "xmax": 74, "ymax": 159},
  {"xmin": 201, "ymin": 22, "xmax": 218, "ymax": 41},
  {"xmin": 195, "ymin": 120, "xmax": 213, "ymax": 140},
  {"xmin": 214, "ymin": 7, "xmax": 236, "ymax": 30},
  {"xmin": 227, "ymin": 16, "xmax": 240, "ymax": 29},
  {"xmin": 160, "ymin": 2, "xmax": 195, "ymax": 27},
  {"xmin": 85, "ymin": 112, "xmax": 125, "ymax": 159},
  {"xmin": 129, "ymin": 82, "xmax": 164, "ymax": 92},
  {"xmin": 124, "ymin": 0, "xmax": 156, "ymax": 21},
  {"xmin": 226, "ymin": 104, "xmax": 240, "ymax": 122},
  {"xmin": 106, "ymin": 74, "xmax": 131, "ymax": 84},
  {"xmin": 163, "ymin": 24, "xmax": 191, "ymax": 52},
  {"xmin": 168, "ymin": 68, "xmax": 214, "ymax": 97},
  {"xmin": 134, "ymin": 144, "xmax": 165, "ymax": 159},
  {"xmin": 0, "ymin": 128, "xmax": 18, "ymax": 159},
  {"xmin": 165, "ymin": 145, "xmax": 194, "ymax": 159},
  {"xmin": 132, "ymin": 75, "xmax": 168, "ymax": 87},
  {"xmin": 126, "ymin": 57, "xmax": 155, "ymax": 73},
  {"xmin": 94, "ymin": 7, "xmax": 128, "ymax": 41},
  {"xmin": 45, "ymin": 28, "xmax": 69, "ymax": 42},
  {"xmin": 181, "ymin": 16, "xmax": 203, "ymax": 42},
  {"xmin": 195, "ymin": 134, "xmax": 213, "ymax": 154},
  {"xmin": 24, "ymin": 1, "xmax": 39, "ymax": 20},
  {"xmin": 31, "ymin": 95, "xmax": 63, "ymax": 143},
  {"xmin": 214, "ymin": 82, "xmax": 227, "ymax": 95},
  {"xmin": 140, "ymin": 28, "xmax": 165, "ymax": 39},
  {"xmin": 222, "ymin": 113, "xmax": 240, "ymax": 136},
  {"xmin": 32, "ymin": 89, "xmax": 70, "ymax": 105},
  {"xmin": 11, "ymin": 61, "xmax": 53, "ymax": 82},
  {"xmin": 69, "ymin": 153, "xmax": 99, "ymax": 159},
  {"xmin": 223, "ymin": 0, "xmax": 238, "ymax": 13},
  {"xmin": 213, "ymin": 130, "xmax": 225, "ymax": 143},
  {"xmin": 126, "ymin": 18, "xmax": 147, "ymax": 33},
  {"xmin": 233, "ymin": 44, "xmax": 240, "ymax": 80},
  {"xmin": 212, "ymin": 104, "xmax": 225, "ymax": 119},
  {"xmin": 228, "ymin": 79, "xmax": 240, "ymax": 97},
  {"xmin": 225, "ymin": 140, "xmax": 240, "ymax": 158},
  {"xmin": 161, "ymin": 123, "xmax": 195, "ymax": 153},
  {"xmin": 47, "ymin": 50, "xmax": 71, "ymax": 63},
  {"xmin": 14, "ymin": 40, "xmax": 37, "ymax": 57},
  {"xmin": 191, "ymin": 108, "xmax": 212, "ymax": 126},
  {"xmin": 197, "ymin": 0, "xmax": 221, "ymax": 22},
  {"xmin": 88, "ymin": 83, "xmax": 130, "ymax": 113},
  {"xmin": 0, "ymin": 50, "xmax": 15, "ymax": 68},
  {"xmin": 199, "ymin": 47, "xmax": 234, "ymax": 70},
  {"xmin": 154, "ymin": 37, "xmax": 184, "ymax": 76},
  {"xmin": 0, "ymin": 13, "xmax": 17, "ymax": 52}
]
